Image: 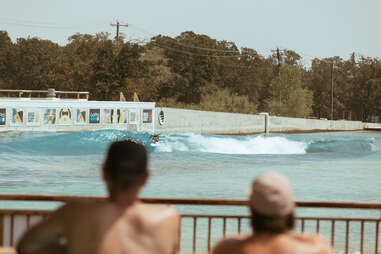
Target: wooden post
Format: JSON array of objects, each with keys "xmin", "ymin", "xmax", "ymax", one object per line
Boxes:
[
  {"xmin": 331, "ymin": 62, "xmax": 334, "ymax": 120},
  {"xmin": 0, "ymin": 215, "xmax": 4, "ymax": 245}
]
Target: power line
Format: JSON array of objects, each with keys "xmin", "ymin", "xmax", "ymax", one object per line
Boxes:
[
  {"xmin": 128, "ymin": 24, "xmax": 241, "ymax": 54},
  {"xmin": 150, "ymin": 41, "xmax": 242, "ymax": 58},
  {"xmin": 0, "ymin": 18, "xmax": 328, "ymax": 67},
  {"xmin": 2, "ymin": 18, "xmax": 368, "ymax": 63},
  {"xmin": 0, "ymin": 18, "xmax": 105, "ymax": 30},
  {"xmin": 1, "ymin": 18, "xmax": 317, "ymax": 63},
  {"xmin": 0, "ymin": 21, "xmax": 79, "ymax": 30},
  {"xmin": 159, "ymin": 37, "xmax": 240, "ymax": 53}
]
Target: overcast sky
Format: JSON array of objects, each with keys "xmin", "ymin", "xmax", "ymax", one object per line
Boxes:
[{"xmin": 1, "ymin": 0, "xmax": 380, "ymax": 63}]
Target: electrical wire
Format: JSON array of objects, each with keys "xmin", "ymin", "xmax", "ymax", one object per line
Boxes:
[
  {"xmin": 128, "ymin": 23, "xmax": 323, "ymax": 67},
  {"xmin": 150, "ymin": 41, "xmax": 243, "ymax": 58},
  {"xmin": 0, "ymin": 18, "xmax": 323, "ymax": 67},
  {"xmin": 128, "ymin": 24, "xmax": 241, "ymax": 54},
  {"xmin": 0, "ymin": 18, "xmax": 108, "ymax": 30},
  {"xmin": 1, "ymin": 21, "xmax": 79, "ymax": 30}
]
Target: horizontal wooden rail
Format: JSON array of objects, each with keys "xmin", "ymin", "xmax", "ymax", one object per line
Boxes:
[
  {"xmin": 0, "ymin": 89, "xmax": 89, "ymax": 95},
  {"xmin": 0, "ymin": 195, "xmax": 380, "ymax": 253},
  {"xmin": 0, "ymin": 194, "xmax": 381, "ymax": 209},
  {"xmin": 0, "ymin": 89, "xmax": 89, "ymax": 99}
]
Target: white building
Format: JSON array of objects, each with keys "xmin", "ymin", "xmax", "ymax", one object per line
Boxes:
[{"xmin": 0, "ymin": 89, "xmax": 155, "ymax": 133}]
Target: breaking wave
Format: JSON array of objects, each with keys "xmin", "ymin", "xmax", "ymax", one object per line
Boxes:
[{"xmin": 0, "ymin": 130, "xmax": 376, "ymax": 156}]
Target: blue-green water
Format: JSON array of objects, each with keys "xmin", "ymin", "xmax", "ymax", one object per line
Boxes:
[
  {"xmin": 0, "ymin": 130, "xmax": 380, "ymax": 252},
  {"xmin": 1, "ymin": 130, "xmax": 380, "ymax": 202}
]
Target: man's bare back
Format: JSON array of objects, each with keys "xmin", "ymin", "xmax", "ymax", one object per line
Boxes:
[
  {"xmin": 213, "ymin": 233, "xmax": 332, "ymax": 254},
  {"xmin": 17, "ymin": 140, "xmax": 180, "ymax": 254},
  {"xmin": 17, "ymin": 201, "xmax": 179, "ymax": 254},
  {"xmin": 213, "ymin": 172, "xmax": 333, "ymax": 254}
]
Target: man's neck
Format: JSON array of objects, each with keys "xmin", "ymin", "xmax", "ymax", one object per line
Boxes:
[
  {"xmin": 109, "ymin": 187, "xmax": 141, "ymax": 208},
  {"xmin": 252, "ymin": 231, "xmax": 292, "ymax": 240}
]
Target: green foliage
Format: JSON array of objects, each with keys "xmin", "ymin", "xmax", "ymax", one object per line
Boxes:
[
  {"xmin": 197, "ymin": 85, "xmax": 257, "ymax": 114},
  {"xmin": 158, "ymin": 85, "xmax": 256, "ymax": 114},
  {"xmin": 0, "ymin": 31, "xmax": 13, "ymax": 88},
  {"xmin": 0, "ymin": 29, "xmax": 380, "ymax": 120},
  {"xmin": 266, "ymin": 65, "xmax": 313, "ymax": 118}
]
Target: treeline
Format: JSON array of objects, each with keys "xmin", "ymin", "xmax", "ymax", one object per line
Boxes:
[{"xmin": 0, "ymin": 30, "xmax": 380, "ymax": 121}]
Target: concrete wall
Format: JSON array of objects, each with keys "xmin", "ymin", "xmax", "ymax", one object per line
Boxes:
[
  {"xmin": 155, "ymin": 107, "xmax": 381, "ymax": 134},
  {"xmin": 155, "ymin": 107, "xmax": 265, "ymax": 134},
  {"xmin": 269, "ymin": 116, "xmax": 364, "ymax": 132},
  {"xmin": 364, "ymin": 122, "xmax": 381, "ymax": 130}
]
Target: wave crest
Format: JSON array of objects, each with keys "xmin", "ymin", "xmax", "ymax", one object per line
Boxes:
[{"xmin": 154, "ymin": 134, "xmax": 307, "ymax": 155}]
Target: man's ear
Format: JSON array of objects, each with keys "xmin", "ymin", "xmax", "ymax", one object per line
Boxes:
[
  {"xmin": 142, "ymin": 171, "xmax": 150, "ymax": 186},
  {"xmin": 102, "ymin": 164, "xmax": 108, "ymax": 181},
  {"xmin": 249, "ymin": 206, "xmax": 255, "ymax": 215}
]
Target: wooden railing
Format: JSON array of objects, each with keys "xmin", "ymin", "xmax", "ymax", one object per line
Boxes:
[
  {"xmin": 0, "ymin": 195, "xmax": 380, "ymax": 254},
  {"xmin": 0, "ymin": 89, "xmax": 89, "ymax": 100}
]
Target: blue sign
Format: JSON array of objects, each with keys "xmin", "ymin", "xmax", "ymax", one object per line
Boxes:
[
  {"xmin": 89, "ymin": 109, "xmax": 100, "ymax": 124},
  {"xmin": 0, "ymin": 108, "xmax": 5, "ymax": 125}
]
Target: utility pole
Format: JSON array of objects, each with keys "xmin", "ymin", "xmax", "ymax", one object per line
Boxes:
[
  {"xmin": 330, "ymin": 62, "xmax": 334, "ymax": 120},
  {"xmin": 110, "ymin": 21, "xmax": 128, "ymax": 48},
  {"xmin": 276, "ymin": 48, "xmax": 282, "ymax": 108},
  {"xmin": 271, "ymin": 48, "xmax": 282, "ymax": 73},
  {"xmin": 271, "ymin": 47, "xmax": 283, "ymax": 110},
  {"xmin": 276, "ymin": 48, "xmax": 281, "ymax": 73}
]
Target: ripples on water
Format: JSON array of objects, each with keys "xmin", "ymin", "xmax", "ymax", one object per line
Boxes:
[
  {"xmin": 1, "ymin": 130, "xmax": 380, "ymax": 252},
  {"xmin": 1, "ymin": 130, "xmax": 380, "ymax": 201}
]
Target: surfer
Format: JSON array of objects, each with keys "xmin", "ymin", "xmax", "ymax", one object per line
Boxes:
[{"xmin": 151, "ymin": 134, "xmax": 159, "ymax": 144}]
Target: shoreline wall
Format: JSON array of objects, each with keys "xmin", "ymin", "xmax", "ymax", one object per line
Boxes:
[
  {"xmin": 155, "ymin": 107, "xmax": 381, "ymax": 134},
  {"xmin": 154, "ymin": 107, "xmax": 265, "ymax": 134},
  {"xmin": 269, "ymin": 116, "xmax": 364, "ymax": 132}
]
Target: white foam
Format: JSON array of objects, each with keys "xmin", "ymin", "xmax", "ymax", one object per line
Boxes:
[{"xmin": 155, "ymin": 134, "xmax": 307, "ymax": 155}]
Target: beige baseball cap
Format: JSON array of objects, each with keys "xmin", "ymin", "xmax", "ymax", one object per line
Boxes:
[{"xmin": 247, "ymin": 171, "xmax": 295, "ymax": 216}]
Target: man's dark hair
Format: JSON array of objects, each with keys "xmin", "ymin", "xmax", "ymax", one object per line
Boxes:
[
  {"xmin": 104, "ymin": 139, "xmax": 148, "ymax": 190},
  {"xmin": 250, "ymin": 209, "xmax": 295, "ymax": 234}
]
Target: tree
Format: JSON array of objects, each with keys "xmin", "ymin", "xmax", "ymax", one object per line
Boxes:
[
  {"xmin": 63, "ymin": 33, "xmax": 112, "ymax": 93},
  {"xmin": 0, "ymin": 31, "xmax": 13, "ymax": 88},
  {"xmin": 1, "ymin": 29, "xmax": 380, "ymax": 120},
  {"xmin": 11, "ymin": 37, "xmax": 60, "ymax": 90},
  {"xmin": 266, "ymin": 64, "xmax": 313, "ymax": 118},
  {"xmin": 89, "ymin": 40, "xmax": 118, "ymax": 100},
  {"xmin": 351, "ymin": 56, "xmax": 381, "ymax": 121},
  {"xmin": 135, "ymin": 45, "xmax": 176, "ymax": 101},
  {"xmin": 114, "ymin": 42, "xmax": 145, "ymax": 100}
]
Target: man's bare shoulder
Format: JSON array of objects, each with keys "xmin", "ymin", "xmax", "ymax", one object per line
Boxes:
[
  {"xmin": 275, "ymin": 233, "xmax": 333, "ymax": 254},
  {"xmin": 57, "ymin": 200, "xmax": 104, "ymax": 215},
  {"xmin": 130, "ymin": 203, "xmax": 179, "ymax": 224},
  {"xmin": 293, "ymin": 233, "xmax": 329, "ymax": 242},
  {"xmin": 213, "ymin": 233, "xmax": 332, "ymax": 254},
  {"xmin": 213, "ymin": 234, "xmax": 250, "ymax": 254},
  {"xmin": 133, "ymin": 203, "xmax": 177, "ymax": 214},
  {"xmin": 62, "ymin": 201, "xmax": 179, "ymax": 221},
  {"xmin": 292, "ymin": 233, "xmax": 332, "ymax": 252}
]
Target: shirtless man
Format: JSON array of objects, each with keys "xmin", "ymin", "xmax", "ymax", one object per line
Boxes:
[
  {"xmin": 213, "ymin": 172, "xmax": 332, "ymax": 254},
  {"xmin": 152, "ymin": 134, "xmax": 159, "ymax": 144},
  {"xmin": 17, "ymin": 140, "xmax": 180, "ymax": 254}
]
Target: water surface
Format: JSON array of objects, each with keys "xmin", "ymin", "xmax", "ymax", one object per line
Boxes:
[{"xmin": 1, "ymin": 130, "xmax": 380, "ymax": 252}]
